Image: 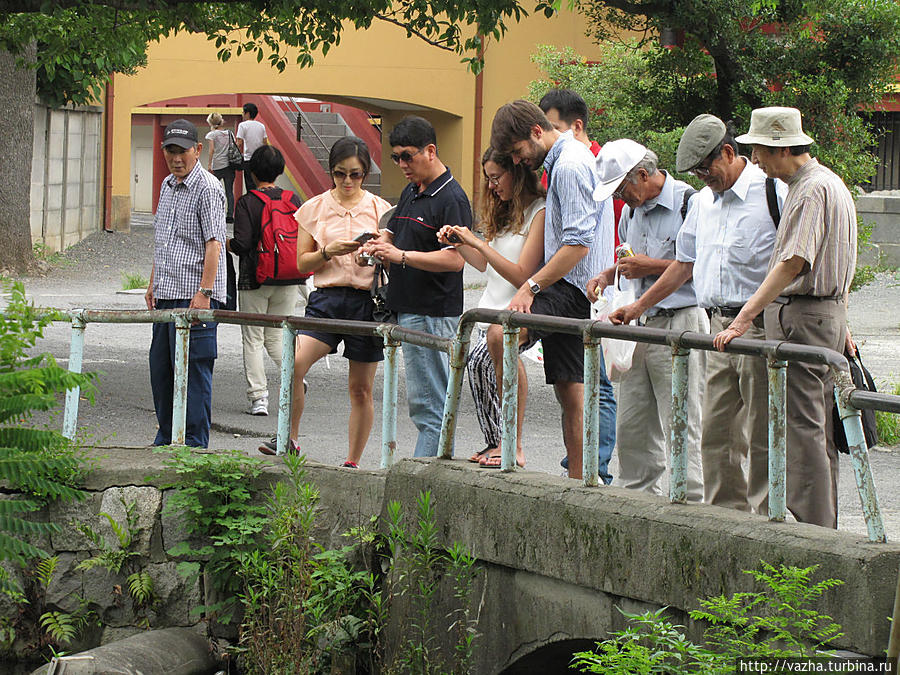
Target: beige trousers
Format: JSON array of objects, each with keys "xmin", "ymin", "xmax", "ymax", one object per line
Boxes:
[
  {"xmin": 238, "ymin": 284, "xmax": 301, "ymax": 401},
  {"xmin": 701, "ymin": 315, "xmax": 769, "ymax": 514},
  {"xmin": 615, "ymin": 307, "xmax": 707, "ymax": 501},
  {"xmin": 764, "ymin": 297, "xmax": 845, "ymax": 529}
]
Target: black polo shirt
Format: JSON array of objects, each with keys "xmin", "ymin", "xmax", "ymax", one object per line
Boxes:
[{"xmin": 385, "ymin": 168, "xmax": 472, "ymax": 317}]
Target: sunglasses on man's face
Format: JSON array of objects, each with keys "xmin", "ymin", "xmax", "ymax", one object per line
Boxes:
[
  {"xmin": 333, "ymin": 169, "xmax": 365, "ymax": 181},
  {"xmin": 390, "ymin": 148, "xmax": 423, "ymax": 164}
]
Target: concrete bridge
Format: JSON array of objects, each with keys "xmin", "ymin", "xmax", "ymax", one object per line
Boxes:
[{"xmin": 45, "ymin": 447, "xmax": 900, "ymax": 674}]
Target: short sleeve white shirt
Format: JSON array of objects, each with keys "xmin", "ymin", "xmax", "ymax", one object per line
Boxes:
[{"xmin": 237, "ymin": 119, "xmax": 267, "ymax": 160}]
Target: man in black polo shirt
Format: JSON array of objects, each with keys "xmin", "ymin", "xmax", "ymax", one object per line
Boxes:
[{"xmin": 364, "ymin": 116, "xmax": 473, "ymax": 457}]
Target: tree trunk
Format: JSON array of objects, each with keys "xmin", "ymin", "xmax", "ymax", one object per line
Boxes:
[{"xmin": 0, "ymin": 45, "xmax": 36, "ymax": 276}]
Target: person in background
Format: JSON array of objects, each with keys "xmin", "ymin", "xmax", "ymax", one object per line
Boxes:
[
  {"xmin": 236, "ymin": 102, "xmax": 268, "ymax": 192},
  {"xmin": 258, "ymin": 137, "xmax": 392, "ymax": 466},
  {"xmin": 228, "ymin": 146, "xmax": 309, "ymax": 419},
  {"xmin": 145, "ymin": 119, "xmax": 226, "ymax": 449},
  {"xmin": 205, "ymin": 112, "xmax": 235, "ymax": 223},
  {"xmin": 438, "ymin": 147, "xmax": 546, "ymax": 469}
]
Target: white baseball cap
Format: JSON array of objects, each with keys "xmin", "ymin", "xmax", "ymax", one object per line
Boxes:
[{"xmin": 593, "ymin": 139, "xmax": 648, "ymax": 201}]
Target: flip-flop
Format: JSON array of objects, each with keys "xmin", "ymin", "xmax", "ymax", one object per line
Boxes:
[
  {"xmin": 480, "ymin": 454, "xmax": 525, "ymax": 469},
  {"xmin": 468, "ymin": 446, "xmax": 494, "ymax": 463}
]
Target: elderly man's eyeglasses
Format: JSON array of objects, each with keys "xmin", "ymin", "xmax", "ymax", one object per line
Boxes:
[
  {"xmin": 390, "ymin": 149, "xmax": 423, "ymax": 164},
  {"xmin": 333, "ymin": 169, "xmax": 365, "ymax": 181}
]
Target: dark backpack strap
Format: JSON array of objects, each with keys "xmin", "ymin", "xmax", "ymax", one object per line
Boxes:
[
  {"xmin": 680, "ymin": 188, "xmax": 697, "ymax": 221},
  {"xmin": 765, "ymin": 177, "xmax": 781, "ymax": 228}
]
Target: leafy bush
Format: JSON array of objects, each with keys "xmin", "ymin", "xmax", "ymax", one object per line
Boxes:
[
  {"xmin": 0, "ymin": 279, "xmax": 94, "ymax": 600},
  {"xmin": 571, "ymin": 563, "xmax": 844, "ymax": 673}
]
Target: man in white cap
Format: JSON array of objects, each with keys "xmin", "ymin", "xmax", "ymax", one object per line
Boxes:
[
  {"xmin": 713, "ymin": 107, "xmax": 856, "ymax": 529},
  {"xmin": 587, "ymin": 139, "xmax": 707, "ymax": 500},
  {"xmin": 610, "ymin": 115, "xmax": 787, "ymax": 515}
]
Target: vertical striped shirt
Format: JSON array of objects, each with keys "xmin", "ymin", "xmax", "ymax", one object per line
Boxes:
[
  {"xmin": 770, "ymin": 158, "xmax": 857, "ymax": 297},
  {"xmin": 152, "ymin": 162, "xmax": 227, "ymax": 303},
  {"xmin": 543, "ymin": 131, "xmax": 613, "ymax": 296}
]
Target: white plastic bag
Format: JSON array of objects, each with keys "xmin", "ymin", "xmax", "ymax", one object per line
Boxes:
[{"xmin": 600, "ymin": 269, "xmax": 636, "ymax": 381}]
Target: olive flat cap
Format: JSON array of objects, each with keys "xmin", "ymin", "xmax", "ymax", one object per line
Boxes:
[{"xmin": 676, "ymin": 114, "xmax": 726, "ymax": 173}]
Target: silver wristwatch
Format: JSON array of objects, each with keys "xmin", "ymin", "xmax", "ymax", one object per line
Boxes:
[{"xmin": 198, "ymin": 287, "xmax": 213, "ymax": 298}]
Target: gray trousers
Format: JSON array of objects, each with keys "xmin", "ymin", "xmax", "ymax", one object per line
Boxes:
[
  {"xmin": 702, "ymin": 315, "xmax": 770, "ymax": 514},
  {"xmin": 764, "ymin": 297, "xmax": 845, "ymax": 529},
  {"xmin": 616, "ymin": 307, "xmax": 707, "ymax": 500}
]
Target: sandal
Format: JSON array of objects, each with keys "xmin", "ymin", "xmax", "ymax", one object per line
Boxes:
[
  {"xmin": 480, "ymin": 454, "xmax": 525, "ymax": 469},
  {"xmin": 341, "ymin": 461, "xmax": 359, "ymax": 469},
  {"xmin": 468, "ymin": 446, "xmax": 495, "ymax": 463}
]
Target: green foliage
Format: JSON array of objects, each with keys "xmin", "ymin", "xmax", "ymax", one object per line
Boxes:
[
  {"xmin": 0, "ymin": 280, "xmax": 93, "ymax": 600},
  {"xmin": 159, "ymin": 446, "xmax": 268, "ymax": 625},
  {"xmin": 127, "ymin": 570, "xmax": 154, "ymax": 607},
  {"xmin": 235, "ymin": 454, "xmax": 377, "ymax": 674},
  {"xmin": 569, "ymin": 0, "xmax": 900, "ymax": 188},
  {"xmin": 76, "ymin": 499, "xmax": 140, "ymax": 574},
  {"xmin": 29, "ymin": 556, "xmax": 98, "ymax": 650},
  {"xmin": 571, "ymin": 563, "xmax": 845, "ymax": 673},
  {"xmin": 875, "ymin": 380, "xmax": 900, "ymax": 446},
  {"xmin": 121, "ymin": 272, "xmax": 149, "ymax": 291},
  {"xmin": 382, "ymin": 491, "xmax": 481, "ymax": 675},
  {"xmin": 0, "ymin": 0, "xmax": 532, "ymax": 107}
]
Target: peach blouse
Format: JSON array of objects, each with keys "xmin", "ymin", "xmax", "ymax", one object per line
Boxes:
[{"xmin": 295, "ymin": 189, "xmax": 393, "ymax": 291}]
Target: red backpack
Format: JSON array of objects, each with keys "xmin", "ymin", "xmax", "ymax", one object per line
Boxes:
[{"xmin": 252, "ymin": 189, "xmax": 310, "ymax": 284}]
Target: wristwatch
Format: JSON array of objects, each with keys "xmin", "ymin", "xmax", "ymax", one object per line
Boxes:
[
  {"xmin": 198, "ymin": 287, "xmax": 213, "ymax": 298},
  {"xmin": 527, "ymin": 277, "xmax": 541, "ymax": 295}
]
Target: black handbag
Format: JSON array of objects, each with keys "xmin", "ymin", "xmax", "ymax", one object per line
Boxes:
[
  {"xmin": 833, "ymin": 346, "xmax": 879, "ymax": 454},
  {"xmin": 370, "ymin": 261, "xmax": 396, "ymax": 324},
  {"xmin": 226, "ymin": 130, "xmax": 243, "ymax": 170}
]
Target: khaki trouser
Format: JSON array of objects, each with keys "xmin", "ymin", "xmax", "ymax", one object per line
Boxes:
[
  {"xmin": 702, "ymin": 314, "xmax": 769, "ymax": 514},
  {"xmin": 238, "ymin": 284, "xmax": 302, "ymax": 402},
  {"xmin": 764, "ymin": 297, "xmax": 845, "ymax": 529},
  {"xmin": 616, "ymin": 307, "xmax": 707, "ymax": 501}
]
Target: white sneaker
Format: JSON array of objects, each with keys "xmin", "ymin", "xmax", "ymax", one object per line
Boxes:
[{"xmin": 249, "ymin": 398, "xmax": 268, "ymax": 416}]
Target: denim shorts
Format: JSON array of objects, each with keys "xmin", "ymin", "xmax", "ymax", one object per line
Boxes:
[
  {"xmin": 531, "ymin": 279, "xmax": 590, "ymax": 384},
  {"xmin": 299, "ymin": 286, "xmax": 384, "ymax": 363}
]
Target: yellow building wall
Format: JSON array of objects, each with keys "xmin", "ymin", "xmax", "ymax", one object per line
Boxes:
[{"xmin": 110, "ymin": 9, "xmax": 603, "ymax": 227}]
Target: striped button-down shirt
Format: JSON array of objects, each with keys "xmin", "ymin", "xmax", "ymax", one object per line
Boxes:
[
  {"xmin": 676, "ymin": 159, "xmax": 786, "ymax": 308},
  {"xmin": 543, "ymin": 131, "xmax": 613, "ymax": 296},
  {"xmin": 153, "ymin": 162, "xmax": 227, "ymax": 303},
  {"xmin": 770, "ymin": 158, "xmax": 857, "ymax": 297}
]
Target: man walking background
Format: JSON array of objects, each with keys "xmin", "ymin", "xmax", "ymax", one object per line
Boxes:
[
  {"xmin": 145, "ymin": 119, "xmax": 227, "ymax": 448},
  {"xmin": 237, "ymin": 102, "xmax": 268, "ymax": 192}
]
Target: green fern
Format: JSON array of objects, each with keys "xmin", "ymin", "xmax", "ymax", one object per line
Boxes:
[
  {"xmin": 127, "ymin": 571, "xmax": 154, "ymax": 606},
  {"xmin": 39, "ymin": 611, "xmax": 78, "ymax": 645},
  {"xmin": 34, "ymin": 555, "xmax": 59, "ymax": 589},
  {"xmin": 0, "ymin": 279, "xmax": 95, "ymax": 600}
]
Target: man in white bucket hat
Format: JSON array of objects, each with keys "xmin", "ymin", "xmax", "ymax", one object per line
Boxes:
[
  {"xmin": 713, "ymin": 106, "xmax": 857, "ymax": 529},
  {"xmin": 587, "ymin": 139, "xmax": 707, "ymax": 501},
  {"xmin": 610, "ymin": 114, "xmax": 787, "ymax": 516}
]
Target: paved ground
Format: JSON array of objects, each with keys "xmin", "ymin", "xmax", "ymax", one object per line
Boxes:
[{"xmin": 14, "ymin": 214, "xmax": 900, "ymax": 540}]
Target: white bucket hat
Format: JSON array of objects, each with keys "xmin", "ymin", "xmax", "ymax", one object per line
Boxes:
[
  {"xmin": 593, "ymin": 139, "xmax": 648, "ymax": 201},
  {"xmin": 735, "ymin": 107, "xmax": 814, "ymax": 147}
]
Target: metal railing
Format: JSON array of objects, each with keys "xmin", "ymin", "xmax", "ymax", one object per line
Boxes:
[{"xmin": 53, "ymin": 307, "xmax": 900, "ymax": 543}]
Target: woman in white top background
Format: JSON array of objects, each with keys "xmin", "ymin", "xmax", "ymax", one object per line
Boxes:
[
  {"xmin": 438, "ymin": 147, "xmax": 545, "ymax": 468},
  {"xmin": 205, "ymin": 112, "xmax": 236, "ymax": 223}
]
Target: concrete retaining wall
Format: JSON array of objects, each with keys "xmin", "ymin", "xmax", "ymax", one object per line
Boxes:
[
  {"xmin": 5, "ymin": 448, "xmax": 899, "ymax": 673},
  {"xmin": 858, "ymin": 191, "xmax": 900, "ymax": 266}
]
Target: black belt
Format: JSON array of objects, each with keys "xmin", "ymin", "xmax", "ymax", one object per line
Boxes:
[
  {"xmin": 773, "ymin": 295, "xmax": 842, "ymax": 305},
  {"xmin": 644, "ymin": 306, "xmax": 695, "ymax": 319},
  {"xmin": 706, "ymin": 305, "xmax": 743, "ymax": 318}
]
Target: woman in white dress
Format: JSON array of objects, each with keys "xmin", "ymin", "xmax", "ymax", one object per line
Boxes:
[{"xmin": 438, "ymin": 147, "xmax": 545, "ymax": 468}]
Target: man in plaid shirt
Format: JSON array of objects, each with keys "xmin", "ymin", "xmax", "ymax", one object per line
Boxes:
[{"xmin": 144, "ymin": 119, "xmax": 227, "ymax": 448}]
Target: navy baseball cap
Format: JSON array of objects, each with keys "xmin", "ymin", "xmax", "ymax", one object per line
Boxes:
[{"xmin": 162, "ymin": 119, "xmax": 198, "ymax": 149}]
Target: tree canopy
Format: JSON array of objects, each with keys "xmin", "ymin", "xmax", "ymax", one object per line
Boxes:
[
  {"xmin": 563, "ymin": 0, "xmax": 900, "ymax": 186},
  {"xmin": 0, "ymin": 0, "xmax": 537, "ymax": 107}
]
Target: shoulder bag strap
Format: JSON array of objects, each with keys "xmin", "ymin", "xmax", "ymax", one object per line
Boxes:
[{"xmin": 765, "ymin": 177, "xmax": 781, "ymax": 228}]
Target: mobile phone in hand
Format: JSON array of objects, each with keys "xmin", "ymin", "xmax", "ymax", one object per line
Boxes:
[
  {"xmin": 447, "ymin": 232, "xmax": 462, "ymax": 244},
  {"xmin": 354, "ymin": 232, "xmax": 377, "ymax": 244}
]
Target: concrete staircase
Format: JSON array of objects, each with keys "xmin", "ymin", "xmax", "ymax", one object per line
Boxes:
[{"xmin": 284, "ymin": 110, "xmax": 382, "ymax": 195}]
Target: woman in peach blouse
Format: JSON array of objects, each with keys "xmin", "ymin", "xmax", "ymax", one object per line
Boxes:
[{"xmin": 287, "ymin": 136, "xmax": 392, "ymax": 467}]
